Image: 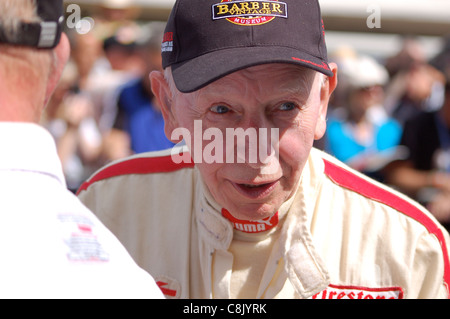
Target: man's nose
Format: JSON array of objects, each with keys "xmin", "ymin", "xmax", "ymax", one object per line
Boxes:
[{"xmin": 232, "ymin": 124, "xmax": 280, "ymax": 172}]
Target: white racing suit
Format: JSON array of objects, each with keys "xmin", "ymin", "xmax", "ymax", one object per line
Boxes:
[{"xmin": 78, "ymin": 147, "xmax": 450, "ymax": 299}]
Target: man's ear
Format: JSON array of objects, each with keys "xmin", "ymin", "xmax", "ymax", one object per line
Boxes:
[
  {"xmin": 44, "ymin": 33, "xmax": 70, "ymax": 107},
  {"xmin": 314, "ymin": 62, "xmax": 338, "ymax": 140},
  {"xmin": 150, "ymin": 70, "xmax": 181, "ymax": 143}
]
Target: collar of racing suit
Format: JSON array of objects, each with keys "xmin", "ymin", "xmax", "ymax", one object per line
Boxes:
[{"xmin": 194, "ymin": 165, "xmax": 330, "ymax": 298}]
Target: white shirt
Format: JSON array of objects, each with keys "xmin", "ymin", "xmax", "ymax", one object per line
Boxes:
[{"xmin": 0, "ymin": 123, "xmax": 164, "ymax": 299}]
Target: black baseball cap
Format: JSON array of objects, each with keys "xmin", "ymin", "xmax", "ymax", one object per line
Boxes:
[
  {"xmin": 162, "ymin": 0, "xmax": 333, "ymax": 93},
  {"xmin": 0, "ymin": 0, "xmax": 64, "ymax": 49}
]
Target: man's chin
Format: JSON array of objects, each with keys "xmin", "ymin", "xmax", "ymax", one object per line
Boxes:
[{"xmin": 224, "ymin": 202, "xmax": 278, "ymax": 222}]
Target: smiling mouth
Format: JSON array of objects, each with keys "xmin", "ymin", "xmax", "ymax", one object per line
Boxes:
[
  {"xmin": 241, "ymin": 184, "xmax": 267, "ymax": 188},
  {"xmin": 232, "ymin": 181, "xmax": 278, "ymax": 199}
]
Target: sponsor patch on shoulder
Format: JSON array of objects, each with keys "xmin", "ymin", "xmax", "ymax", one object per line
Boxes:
[{"xmin": 311, "ymin": 284, "xmax": 404, "ymax": 299}]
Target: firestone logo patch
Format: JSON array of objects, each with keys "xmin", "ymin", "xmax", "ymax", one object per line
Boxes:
[
  {"xmin": 212, "ymin": 0, "xmax": 288, "ymax": 26},
  {"xmin": 311, "ymin": 284, "xmax": 404, "ymax": 299}
]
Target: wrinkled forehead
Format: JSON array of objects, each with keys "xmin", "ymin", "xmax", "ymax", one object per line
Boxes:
[{"xmin": 199, "ymin": 63, "xmax": 317, "ymax": 96}]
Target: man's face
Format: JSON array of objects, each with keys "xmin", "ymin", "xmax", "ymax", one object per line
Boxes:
[{"xmin": 163, "ymin": 64, "xmax": 332, "ymax": 221}]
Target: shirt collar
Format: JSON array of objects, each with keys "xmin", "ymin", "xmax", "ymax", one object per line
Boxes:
[
  {"xmin": 194, "ymin": 151, "xmax": 330, "ymax": 297},
  {"xmin": 196, "ymin": 169, "xmax": 295, "ymax": 242},
  {"xmin": 279, "ymin": 150, "xmax": 330, "ymax": 298},
  {"xmin": 195, "ymin": 170, "xmax": 233, "ymax": 250},
  {"xmin": 194, "ymin": 163, "xmax": 300, "ymax": 244},
  {"xmin": 0, "ymin": 122, "xmax": 66, "ymax": 187}
]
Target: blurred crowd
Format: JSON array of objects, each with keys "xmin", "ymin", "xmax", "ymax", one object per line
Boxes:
[
  {"xmin": 41, "ymin": 2, "xmax": 174, "ymax": 192},
  {"xmin": 42, "ymin": 2, "xmax": 450, "ymax": 230},
  {"xmin": 318, "ymin": 35, "xmax": 450, "ymax": 231}
]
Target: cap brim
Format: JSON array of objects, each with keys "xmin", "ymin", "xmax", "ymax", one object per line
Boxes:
[{"xmin": 170, "ymin": 46, "xmax": 333, "ymax": 93}]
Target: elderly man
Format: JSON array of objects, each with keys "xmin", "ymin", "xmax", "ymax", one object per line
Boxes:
[
  {"xmin": 78, "ymin": 0, "xmax": 450, "ymax": 299},
  {"xmin": 0, "ymin": 0, "xmax": 163, "ymax": 298}
]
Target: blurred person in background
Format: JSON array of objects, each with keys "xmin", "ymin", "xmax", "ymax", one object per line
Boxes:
[
  {"xmin": 68, "ymin": 25, "xmax": 139, "ymax": 133},
  {"xmin": 430, "ymin": 36, "xmax": 450, "ymax": 78},
  {"xmin": 384, "ymin": 37, "xmax": 446, "ymax": 126},
  {"xmin": 0, "ymin": 0, "xmax": 163, "ymax": 298},
  {"xmin": 44, "ymin": 20, "xmax": 146, "ymax": 191},
  {"xmin": 385, "ymin": 53, "xmax": 450, "ymax": 232},
  {"xmin": 98, "ymin": 0, "xmax": 139, "ymax": 28},
  {"xmin": 106, "ymin": 22, "xmax": 175, "ymax": 158},
  {"xmin": 69, "ymin": 28, "xmax": 105, "ymax": 91},
  {"xmin": 324, "ymin": 53, "xmax": 403, "ymax": 181},
  {"xmin": 44, "ymin": 29, "xmax": 107, "ymax": 193},
  {"xmin": 52, "ymin": 90, "xmax": 103, "ymax": 193},
  {"xmin": 43, "ymin": 63, "xmax": 103, "ymax": 193},
  {"xmin": 102, "ymin": 25, "xmax": 145, "ymax": 74}
]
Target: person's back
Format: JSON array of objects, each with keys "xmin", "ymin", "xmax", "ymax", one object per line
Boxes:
[
  {"xmin": 0, "ymin": 0, "xmax": 164, "ymax": 299},
  {"xmin": 0, "ymin": 124, "xmax": 164, "ymax": 298}
]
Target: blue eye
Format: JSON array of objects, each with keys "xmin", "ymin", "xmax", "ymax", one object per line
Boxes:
[
  {"xmin": 210, "ymin": 105, "xmax": 230, "ymax": 114},
  {"xmin": 279, "ymin": 102, "xmax": 296, "ymax": 111}
]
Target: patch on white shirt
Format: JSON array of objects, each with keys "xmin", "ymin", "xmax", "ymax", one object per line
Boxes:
[
  {"xmin": 311, "ymin": 284, "xmax": 404, "ymax": 299},
  {"xmin": 58, "ymin": 213, "xmax": 109, "ymax": 262},
  {"xmin": 222, "ymin": 208, "xmax": 278, "ymax": 233}
]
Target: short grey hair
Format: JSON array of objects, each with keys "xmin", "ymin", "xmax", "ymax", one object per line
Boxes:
[{"xmin": 164, "ymin": 67, "xmax": 178, "ymax": 97}]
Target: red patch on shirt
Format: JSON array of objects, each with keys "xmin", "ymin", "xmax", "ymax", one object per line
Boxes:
[{"xmin": 222, "ymin": 208, "xmax": 278, "ymax": 233}]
